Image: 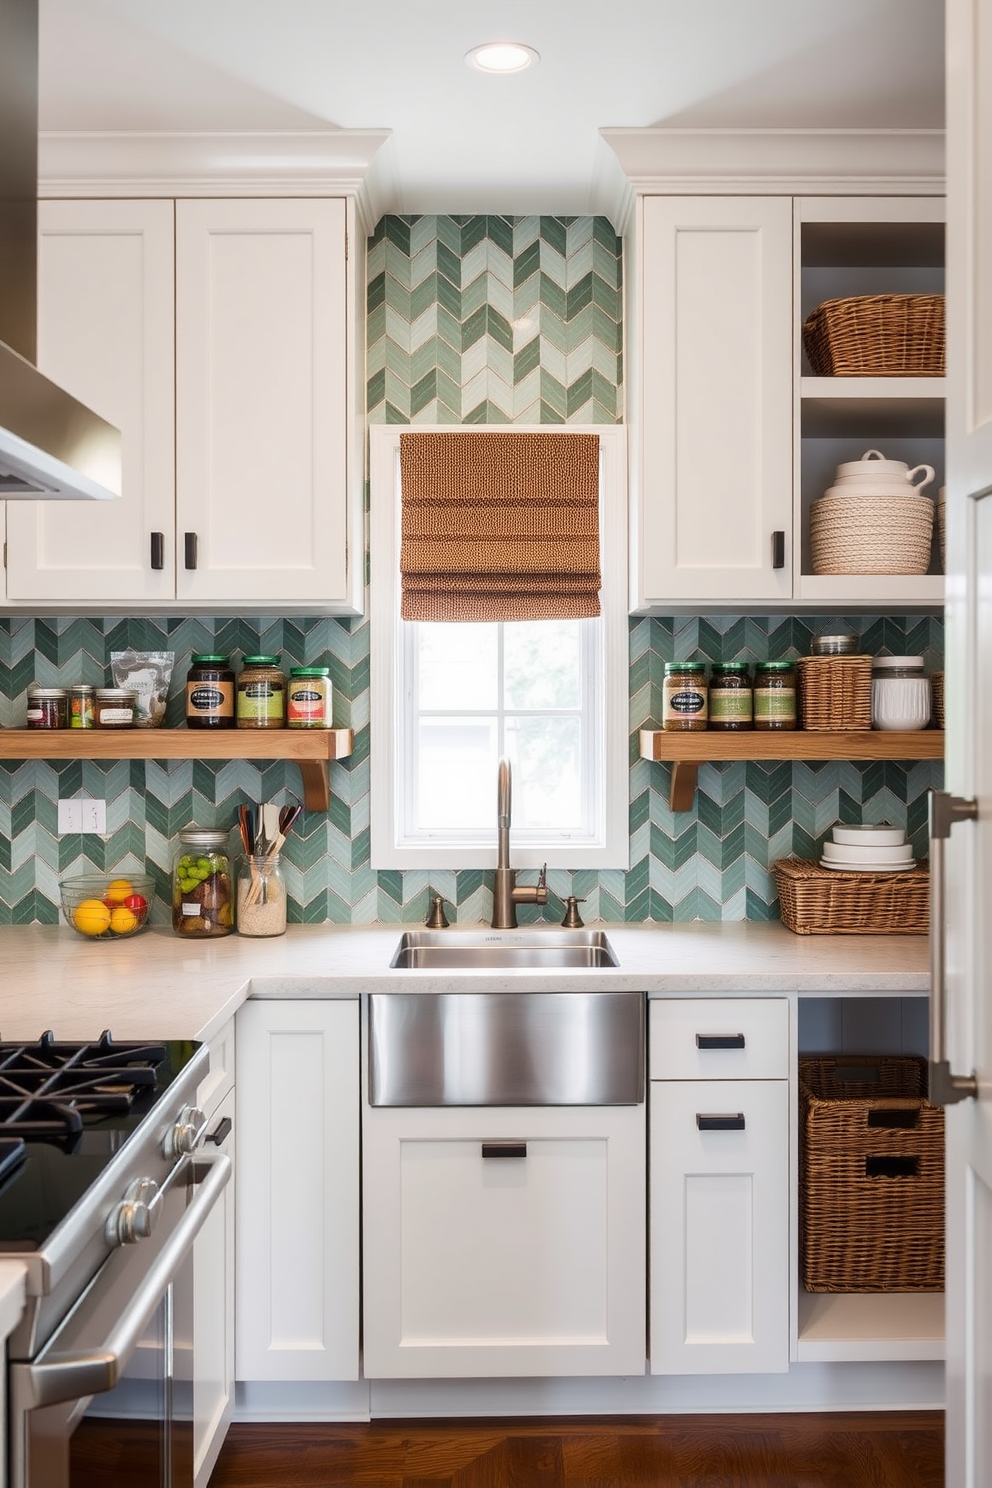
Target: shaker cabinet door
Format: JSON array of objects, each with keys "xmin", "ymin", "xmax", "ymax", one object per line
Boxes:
[
  {"xmin": 175, "ymin": 198, "xmax": 351, "ymax": 606},
  {"xmin": 7, "ymin": 198, "xmax": 176, "ymax": 603},
  {"xmin": 632, "ymin": 195, "xmax": 793, "ymax": 606}
]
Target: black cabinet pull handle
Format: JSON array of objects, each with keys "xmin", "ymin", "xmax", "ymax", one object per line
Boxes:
[
  {"xmin": 696, "ymin": 1033, "xmax": 746, "ymax": 1050},
  {"xmin": 772, "ymin": 530, "xmax": 786, "ymax": 569},
  {"xmin": 205, "ymin": 1115, "xmax": 232, "ymax": 1146},
  {"xmin": 150, "ymin": 532, "xmax": 164, "ymax": 570},
  {"xmin": 481, "ymin": 1141, "xmax": 527, "ymax": 1159},
  {"xmin": 184, "ymin": 532, "xmax": 198, "ymax": 570},
  {"xmin": 696, "ymin": 1113, "xmax": 746, "ymax": 1132}
]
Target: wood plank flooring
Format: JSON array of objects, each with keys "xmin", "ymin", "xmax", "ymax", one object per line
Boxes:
[{"xmin": 208, "ymin": 1411, "xmax": 944, "ymax": 1487}]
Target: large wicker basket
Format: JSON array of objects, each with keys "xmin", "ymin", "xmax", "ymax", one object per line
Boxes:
[
  {"xmin": 810, "ymin": 493, "xmax": 935, "ymax": 575},
  {"xmin": 802, "ymin": 293, "xmax": 945, "ymax": 377},
  {"xmin": 799, "ymin": 1054, "xmax": 945, "ymax": 1293},
  {"xmin": 773, "ymin": 857, "xmax": 929, "ymax": 935},
  {"xmin": 796, "ymin": 655, "xmax": 873, "ymax": 730}
]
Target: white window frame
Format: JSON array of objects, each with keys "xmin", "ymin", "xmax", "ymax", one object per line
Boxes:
[{"xmin": 369, "ymin": 424, "xmax": 629, "ymax": 871}]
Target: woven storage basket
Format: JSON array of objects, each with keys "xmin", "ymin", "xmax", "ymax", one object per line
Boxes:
[
  {"xmin": 810, "ymin": 493, "xmax": 934, "ymax": 575},
  {"xmin": 773, "ymin": 857, "xmax": 929, "ymax": 935},
  {"xmin": 802, "ymin": 293, "xmax": 945, "ymax": 376},
  {"xmin": 931, "ymin": 670, "xmax": 944, "ymax": 730},
  {"xmin": 796, "ymin": 655, "xmax": 873, "ymax": 730},
  {"xmin": 799, "ymin": 1054, "xmax": 945, "ymax": 1293}
]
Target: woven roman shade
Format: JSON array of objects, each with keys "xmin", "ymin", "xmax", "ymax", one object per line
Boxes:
[{"xmin": 399, "ymin": 430, "xmax": 601, "ymax": 621}]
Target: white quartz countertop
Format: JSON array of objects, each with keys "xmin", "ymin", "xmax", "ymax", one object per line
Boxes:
[{"xmin": 0, "ymin": 921, "xmax": 929, "ymax": 1044}]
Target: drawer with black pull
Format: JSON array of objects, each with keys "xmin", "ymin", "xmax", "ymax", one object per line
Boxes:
[{"xmin": 649, "ymin": 998, "xmax": 789, "ymax": 1081}]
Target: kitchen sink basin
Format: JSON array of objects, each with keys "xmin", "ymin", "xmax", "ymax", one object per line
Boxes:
[{"xmin": 389, "ymin": 928, "xmax": 619, "ymax": 970}]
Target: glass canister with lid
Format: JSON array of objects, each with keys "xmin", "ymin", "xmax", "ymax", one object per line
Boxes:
[
  {"xmin": 171, "ymin": 827, "xmax": 234, "ymax": 936},
  {"xmin": 753, "ymin": 660, "xmax": 797, "ymax": 730},
  {"xmin": 871, "ymin": 656, "xmax": 931, "ymax": 731},
  {"xmin": 236, "ymin": 656, "xmax": 286, "ymax": 729},
  {"xmin": 662, "ymin": 661, "xmax": 708, "ymax": 731},
  {"xmin": 709, "ymin": 661, "xmax": 753, "ymax": 730},
  {"xmin": 185, "ymin": 654, "xmax": 235, "ymax": 728},
  {"xmin": 287, "ymin": 666, "xmax": 334, "ymax": 729}
]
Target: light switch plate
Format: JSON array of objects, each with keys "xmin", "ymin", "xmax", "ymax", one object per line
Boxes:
[{"xmin": 58, "ymin": 799, "xmax": 107, "ymax": 834}]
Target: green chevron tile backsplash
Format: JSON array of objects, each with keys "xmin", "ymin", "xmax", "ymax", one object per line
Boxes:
[{"xmin": 0, "ymin": 215, "xmax": 943, "ymax": 925}]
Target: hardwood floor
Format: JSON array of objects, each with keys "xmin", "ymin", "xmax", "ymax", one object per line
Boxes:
[{"xmin": 209, "ymin": 1411, "xmax": 944, "ymax": 1487}]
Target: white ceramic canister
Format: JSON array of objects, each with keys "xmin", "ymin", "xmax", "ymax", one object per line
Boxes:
[
  {"xmin": 830, "ymin": 448, "xmax": 935, "ymax": 497},
  {"xmin": 871, "ymin": 656, "xmax": 931, "ymax": 731}
]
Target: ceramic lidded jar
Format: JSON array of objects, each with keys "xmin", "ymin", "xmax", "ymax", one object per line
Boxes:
[{"xmin": 825, "ymin": 447, "xmax": 936, "ymax": 499}]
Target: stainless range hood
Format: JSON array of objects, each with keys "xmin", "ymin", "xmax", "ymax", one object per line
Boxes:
[{"xmin": 0, "ymin": 0, "xmax": 120, "ymax": 500}]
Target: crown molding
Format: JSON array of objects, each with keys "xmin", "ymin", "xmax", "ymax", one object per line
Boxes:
[
  {"xmin": 599, "ymin": 128, "xmax": 946, "ymax": 234},
  {"xmin": 38, "ymin": 129, "xmax": 395, "ymax": 234}
]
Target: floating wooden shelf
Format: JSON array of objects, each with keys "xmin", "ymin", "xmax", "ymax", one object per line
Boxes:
[
  {"xmin": 639, "ymin": 729, "xmax": 944, "ymax": 812},
  {"xmin": 0, "ymin": 728, "xmax": 355, "ymax": 812}
]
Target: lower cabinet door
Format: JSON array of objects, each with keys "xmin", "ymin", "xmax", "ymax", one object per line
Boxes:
[
  {"xmin": 650, "ymin": 1079, "xmax": 789, "ymax": 1375},
  {"xmin": 363, "ymin": 1104, "xmax": 646, "ymax": 1378}
]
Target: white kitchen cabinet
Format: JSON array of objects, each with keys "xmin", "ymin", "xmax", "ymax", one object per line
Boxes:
[
  {"xmin": 7, "ymin": 196, "xmax": 361, "ymax": 612},
  {"xmin": 649, "ymin": 1000, "xmax": 790, "ymax": 1375},
  {"xmin": 235, "ymin": 999, "xmax": 359, "ymax": 1383},
  {"xmin": 363, "ymin": 1102, "xmax": 645, "ymax": 1379},
  {"xmin": 630, "ymin": 196, "xmax": 794, "ymax": 608}
]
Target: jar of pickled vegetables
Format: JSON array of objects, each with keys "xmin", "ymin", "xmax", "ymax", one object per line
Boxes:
[{"xmin": 171, "ymin": 828, "xmax": 233, "ymax": 937}]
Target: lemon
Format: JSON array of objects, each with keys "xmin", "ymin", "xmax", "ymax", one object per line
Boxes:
[
  {"xmin": 104, "ymin": 878, "xmax": 134, "ymax": 904},
  {"xmin": 109, "ymin": 904, "xmax": 138, "ymax": 936},
  {"xmin": 73, "ymin": 898, "xmax": 112, "ymax": 936}
]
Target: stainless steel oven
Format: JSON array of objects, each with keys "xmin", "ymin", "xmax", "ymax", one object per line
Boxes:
[{"xmin": 0, "ymin": 1035, "xmax": 230, "ymax": 1488}]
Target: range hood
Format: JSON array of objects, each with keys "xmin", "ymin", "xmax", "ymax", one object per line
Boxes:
[{"xmin": 0, "ymin": 0, "xmax": 120, "ymax": 500}]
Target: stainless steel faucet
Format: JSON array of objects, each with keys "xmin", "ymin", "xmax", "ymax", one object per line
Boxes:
[{"xmin": 491, "ymin": 757, "xmax": 548, "ymax": 929}]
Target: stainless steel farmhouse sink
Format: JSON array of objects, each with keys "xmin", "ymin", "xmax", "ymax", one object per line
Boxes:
[{"xmin": 389, "ymin": 928, "xmax": 619, "ymax": 970}]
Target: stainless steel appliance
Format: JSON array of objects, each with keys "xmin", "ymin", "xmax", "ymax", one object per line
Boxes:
[{"xmin": 0, "ymin": 1033, "xmax": 230, "ymax": 1488}]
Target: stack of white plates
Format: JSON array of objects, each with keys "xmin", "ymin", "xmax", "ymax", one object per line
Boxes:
[{"xmin": 819, "ymin": 824, "xmax": 915, "ymax": 873}]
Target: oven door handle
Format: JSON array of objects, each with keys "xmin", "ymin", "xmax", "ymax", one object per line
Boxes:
[{"xmin": 20, "ymin": 1153, "xmax": 230, "ymax": 1410}]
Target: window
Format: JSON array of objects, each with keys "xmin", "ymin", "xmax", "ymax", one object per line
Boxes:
[{"xmin": 370, "ymin": 425, "xmax": 628, "ymax": 870}]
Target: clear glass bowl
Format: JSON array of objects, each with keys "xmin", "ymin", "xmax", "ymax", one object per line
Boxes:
[{"xmin": 59, "ymin": 873, "xmax": 155, "ymax": 940}]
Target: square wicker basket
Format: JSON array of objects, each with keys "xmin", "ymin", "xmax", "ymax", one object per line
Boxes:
[
  {"xmin": 796, "ymin": 655, "xmax": 873, "ymax": 730},
  {"xmin": 802, "ymin": 293, "xmax": 945, "ymax": 377},
  {"xmin": 799, "ymin": 1054, "xmax": 945, "ymax": 1293},
  {"xmin": 773, "ymin": 857, "xmax": 929, "ymax": 935}
]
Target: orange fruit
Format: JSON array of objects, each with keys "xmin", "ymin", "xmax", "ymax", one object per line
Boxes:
[
  {"xmin": 73, "ymin": 898, "xmax": 112, "ymax": 936},
  {"xmin": 109, "ymin": 904, "xmax": 138, "ymax": 936},
  {"xmin": 104, "ymin": 878, "xmax": 135, "ymax": 904}
]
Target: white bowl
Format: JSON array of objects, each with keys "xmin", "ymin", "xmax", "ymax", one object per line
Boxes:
[
  {"xmin": 822, "ymin": 839, "xmax": 913, "ymax": 864},
  {"xmin": 830, "ymin": 824, "xmax": 906, "ymax": 847},
  {"xmin": 820, "ymin": 858, "xmax": 916, "ymax": 873}
]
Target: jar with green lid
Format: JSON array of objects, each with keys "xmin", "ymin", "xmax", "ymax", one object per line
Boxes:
[
  {"xmin": 185, "ymin": 655, "xmax": 235, "ymax": 728},
  {"xmin": 236, "ymin": 656, "xmax": 286, "ymax": 729},
  {"xmin": 172, "ymin": 827, "xmax": 233, "ymax": 936},
  {"xmin": 662, "ymin": 661, "xmax": 708, "ymax": 731},
  {"xmin": 754, "ymin": 660, "xmax": 797, "ymax": 730},
  {"xmin": 287, "ymin": 666, "xmax": 333, "ymax": 729},
  {"xmin": 709, "ymin": 662, "xmax": 753, "ymax": 730}
]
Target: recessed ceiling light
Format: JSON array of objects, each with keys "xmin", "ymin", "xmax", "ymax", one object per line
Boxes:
[{"xmin": 465, "ymin": 42, "xmax": 540, "ymax": 75}]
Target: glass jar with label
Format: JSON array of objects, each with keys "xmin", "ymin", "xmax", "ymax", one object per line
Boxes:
[
  {"xmin": 287, "ymin": 667, "xmax": 334, "ymax": 729},
  {"xmin": 754, "ymin": 660, "xmax": 797, "ymax": 730},
  {"xmin": 662, "ymin": 661, "xmax": 708, "ymax": 731},
  {"xmin": 709, "ymin": 662, "xmax": 753, "ymax": 731},
  {"xmin": 236, "ymin": 656, "xmax": 286, "ymax": 729},
  {"xmin": 171, "ymin": 828, "xmax": 234, "ymax": 937},
  {"xmin": 69, "ymin": 684, "xmax": 95, "ymax": 729},
  {"xmin": 26, "ymin": 686, "xmax": 68, "ymax": 729},
  {"xmin": 185, "ymin": 654, "xmax": 235, "ymax": 728},
  {"xmin": 94, "ymin": 688, "xmax": 137, "ymax": 728}
]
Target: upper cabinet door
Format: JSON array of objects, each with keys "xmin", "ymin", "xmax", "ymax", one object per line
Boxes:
[
  {"xmin": 632, "ymin": 196, "xmax": 793, "ymax": 607},
  {"xmin": 175, "ymin": 199, "xmax": 350, "ymax": 606},
  {"xmin": 7, "ymin": 199, "xmax": 176, "ymax": 603}
]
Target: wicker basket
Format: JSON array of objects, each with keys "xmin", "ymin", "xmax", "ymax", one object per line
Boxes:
[
  {"xmin": 796, "ymin": 655, "xmax": 873, "ymax": 730},
  {"xmin": 937, "ymin": 488, "xmax": 946, "ymax": 570},
  {"xmin": 931, "ymin": 671, "xmax": 944, "ymax": 730},
  {"xmin": 773, "ymin": 857, "xmax": 929, "ymax": 935},
  {"xmin": 802, "ymin": 293, "xmax": 945, "ymax": 377},
  {"xmin": 799, "ymin": 1055, "xmax": 945, "ymax": 1293},
  {"xmin": 810, "ymin": 493, "xmax": 935, "ymax": 575}
]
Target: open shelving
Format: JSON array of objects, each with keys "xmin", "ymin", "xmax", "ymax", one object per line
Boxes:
[{"xmin": 0, "ymin": 727, "xmax": 355, "ymax": 811}]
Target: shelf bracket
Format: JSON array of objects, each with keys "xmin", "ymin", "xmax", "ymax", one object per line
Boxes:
[
  {"xmin": 297, "ymin": 761, "xmax": 330, "ymax": 812},
  {"xmin": 669, "ymin": 761, "xmax": 699, "ymax": 814}
]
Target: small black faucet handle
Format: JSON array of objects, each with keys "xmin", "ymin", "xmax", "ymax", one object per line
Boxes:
[{"xmin": 537, "ymin": 862, "xmax": 548, "ymax": 889}]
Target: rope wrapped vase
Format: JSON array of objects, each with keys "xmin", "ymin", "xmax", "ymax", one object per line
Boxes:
[{"xmin": 399, "ymin": 431, "xmax": 601, "ymax": 622}]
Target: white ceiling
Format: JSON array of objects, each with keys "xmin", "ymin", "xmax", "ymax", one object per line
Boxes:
[{"xmin": 38, "ymin": 0, "xmax": 945, "ymax": 215}]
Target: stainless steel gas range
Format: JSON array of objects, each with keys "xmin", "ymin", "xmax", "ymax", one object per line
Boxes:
[{"xmin": 0, "ymin": 1032, "xmax": 230, "ymax": 1488}]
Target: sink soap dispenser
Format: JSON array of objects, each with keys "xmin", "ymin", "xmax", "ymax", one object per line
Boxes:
[
  {"xmin": 425, "ymin": 894, "xmax": 449, "ymax": 929},
  {"xmin": 561, "ymin": 896, "xmax": 586, "ymax": 929}
]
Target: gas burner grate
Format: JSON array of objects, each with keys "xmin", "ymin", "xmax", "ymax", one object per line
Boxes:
[{"xmin": 0, "ymin": 1033, "xmax": 168, "ymax": 1144}]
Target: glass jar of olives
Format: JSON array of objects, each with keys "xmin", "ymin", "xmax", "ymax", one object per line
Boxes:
[{"xmin": 171, "ymin": 828, "xmax": 233, "ymax": 937}]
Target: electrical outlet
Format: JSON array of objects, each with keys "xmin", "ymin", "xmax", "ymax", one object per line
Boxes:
[{"xmin": 58, "ymin": 799, "xmax": 107, "ymax": 834}]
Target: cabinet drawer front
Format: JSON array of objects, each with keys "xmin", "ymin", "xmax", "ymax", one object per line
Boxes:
[{"xmin": 650, "ymin": 998, "xmax": 788, "ymax": 1080}]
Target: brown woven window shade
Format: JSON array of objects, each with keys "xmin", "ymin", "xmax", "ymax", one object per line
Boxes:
[{"xmin": 399, "ymin": 430, "xmax": 601, "ymax": 622}]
